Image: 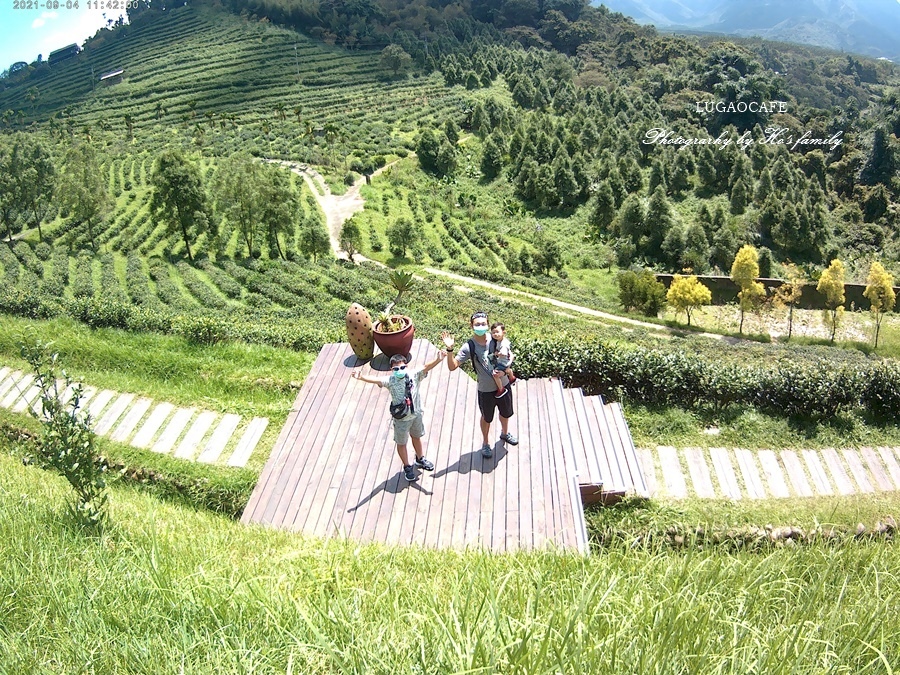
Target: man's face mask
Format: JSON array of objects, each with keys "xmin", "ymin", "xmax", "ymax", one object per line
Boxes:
[{"xmin": 473, "ymin": 326, "xmax": 488, "ymax": 336}]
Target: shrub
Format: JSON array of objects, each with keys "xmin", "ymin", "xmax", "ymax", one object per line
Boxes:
[
  {"xmin": 175, "ymin": 315, "xmax": 229, "ymax": 345},
  {"xmin": 618, "ymin": 269, "xmax": 667, "ymax": 317},
  {"xmin": 20, "ymin": 341, "xmax": 109, "ymax": 531}
]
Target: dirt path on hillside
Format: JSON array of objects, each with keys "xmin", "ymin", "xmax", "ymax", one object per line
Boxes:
[{"xmin": 269, "ymin": 159, "xmax": 396, "ymax": 265}]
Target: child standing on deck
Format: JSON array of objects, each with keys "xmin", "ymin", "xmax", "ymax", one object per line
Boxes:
[
  {"xmin": 489, "ymin": 322, "xmax": 517, "ymax": 398},
  {"xmin": 351, "ymin": 351, "xmax": 445, "ymax": 482}
]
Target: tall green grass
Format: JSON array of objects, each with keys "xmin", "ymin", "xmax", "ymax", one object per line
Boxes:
[{"xmin": 2, "ymin": 451, "xmax": 899, "ymax": 674}]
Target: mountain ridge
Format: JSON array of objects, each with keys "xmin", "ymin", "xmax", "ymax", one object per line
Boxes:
[{"xmin": 596, "ymin": 0, "xmax": 900, "ymax": 61}]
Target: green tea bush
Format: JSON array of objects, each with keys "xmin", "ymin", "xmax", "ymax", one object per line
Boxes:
[{"xmin": 13, "ymin": 241, "xmax": 44, "ymax": 277}]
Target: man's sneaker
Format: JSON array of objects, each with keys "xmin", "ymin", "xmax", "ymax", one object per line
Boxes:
[
  {"xmin": 500, "ymin": 432, "xmax": 519, "ymax": 446},
  {"xmin": 403, "ymin": 464, "xmax": 417, "ymax": 482},
  {"xmin": 415, "ymin": 456, "xmax": 434, "ymax": 471},
  {"xmin": 494, "ymin": 385, "xmax": 506, "ymax": 399},
  {"xmin": 481, "ymin": 443, "xmax": 493, "ymax": 458}
]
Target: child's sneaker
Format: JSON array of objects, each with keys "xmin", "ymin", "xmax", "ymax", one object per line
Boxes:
[
  {"xmin": 494, "ymin": 385, "xmax": 506, "ymax": 398},
  {"xmin": 507, "ymin": 372, "xmax": 517, "ymax": 384},
  {"xmin": 403, "ymin": 464, "xmax": 417, "ymax": 482},
  {"xmin": 415, "ymin": 456, "xmax": 434, "ymax": 471}
]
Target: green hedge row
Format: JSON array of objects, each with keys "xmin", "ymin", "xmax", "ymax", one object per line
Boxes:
[{"xmin": 512, "ymin": 336, "xmax": 900, "ymax": 420}]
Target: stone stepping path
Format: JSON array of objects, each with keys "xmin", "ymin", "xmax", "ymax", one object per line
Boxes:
[
  {"xmin": 0, "ymin": 366, "xmax": 267, "ymax": 468},
  {"xmin": 639, "ymin": 445, "xmax": 900, "ymax": 500}
]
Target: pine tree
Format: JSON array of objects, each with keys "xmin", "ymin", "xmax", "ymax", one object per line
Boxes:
[
  {"xmin": 730, "ymin": 244, "xmax": 766, "ymax": 334},
  {"xmin": 667, "ymin": 274, "xmax": 712, "ymax": 326}
]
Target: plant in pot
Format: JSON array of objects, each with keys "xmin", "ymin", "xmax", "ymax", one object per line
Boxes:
[{"xmin": 372, "ymin": 270, "xmax": 416, "ymax": 358}]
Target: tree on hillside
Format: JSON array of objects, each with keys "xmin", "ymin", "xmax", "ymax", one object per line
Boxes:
[
  {"xmin": 298, "ymin": 202, "xmax": 330, "ymax": 262},
  {"xmin": 339, "ymin": 216, "xmax": 363, "ymax": 262},
  {"xmin": 773, "ymin": 263, "xmax": 806, "ymax": 340},
  {"xmin": 0, "ymin": 141, "xmax": 24, "ymax": 243},
  {"xmin": 214, "ymin": 155, "xmax": 261, "ymax": 258},
  {"xmin": 258, "ymin": 165, "xmax": 298, "ymax": 260},
  {"xmin": 58, "ymin": 143, "xmax": 110, "ymax": 252},
  {"xmin": 667, "ymin": 274, "xmax": 711, "ymax": 327},
  {"xmin": 864, "ymin": 260, "xmax": 895, "ymax": 349},
  {"xmin": 15, "ymin": 136, "xmax": 56, "ymax": 243},
  {"xmin": 387, "ymin": 217, "xmax": 418, "ymax": 258},
  {"xmin": 730, "ymin": 244, "xmax": 765, "ymax": 334},
  {"xmin": 150, "ymin": 150, "xmax": 213, "ymax": 263},
  {"xmin": 380, "ymin": 44, "xmax": 411, "ymax": 77},
  {"xmin": 817, "ymin": 258, "xmax": 846, "ymax": 343}
]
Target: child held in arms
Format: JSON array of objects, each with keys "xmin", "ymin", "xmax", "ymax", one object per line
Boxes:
[
  {"xmin": 351, "ymin": 350, "xmax": 445, "ymax": 482},
  {"xmin": 489, "ymin": 322, "xmax": 516, "ymax": 398}
]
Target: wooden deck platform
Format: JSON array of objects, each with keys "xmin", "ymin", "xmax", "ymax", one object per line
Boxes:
[{"xmin": 242, "ymin": 340, "xmax": 647, "ymax": 553}]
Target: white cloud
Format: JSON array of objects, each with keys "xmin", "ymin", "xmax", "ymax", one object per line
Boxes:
[
  {"xmin": 35, "ymin": 10, "xmax": 112, "ymax": 55},
  {"xmin": 31, "ymin": 11, "xmax": 58, "ymax": 29}
]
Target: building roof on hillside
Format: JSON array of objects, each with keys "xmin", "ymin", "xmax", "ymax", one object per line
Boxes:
[{"xmin": 99, "ymin": 69, "xmax": 124, "ymax": 81}]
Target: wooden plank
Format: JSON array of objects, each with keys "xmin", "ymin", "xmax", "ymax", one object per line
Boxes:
[
  {"xmin": 657, "ymin": 446, "xmax": 687, "ymax": 499},
  {"xmin": 555, "ymin": 383, "xmax": 587, "ymax": 551},
  {"xmin": 780, "ymin": 450, "xmax": 813, "ymax": 497},
  {"xmin": 608, "ymin": 403, "xmax": 649, "ymax": 497},
  {"xmin": 709, "ymin": 447, "xmax": 741, "ymax": 500},
  {"xmin": 151, "ymin": 407, "xmax": 195, "ymax": 454},
  {"xmin": 111, "ymin": 397, "xmax": 152, "ymax": 443},
  {"xmin": 802, "ymin": 450, "xmax": 833, "ymax": 495},
  {"xmin": 422, "ymin": 358, "xmax": 466, "ymax": 549},
  {"xmin": 821, "ymin": 448, "xmax": 855, "ymax": 496},
  {"xmin": 86, "ymin": 389, "xmax": 116, "ymax": 420},
  {"xmin": 572, "ymin": 391, "xmax": 607, "ymax": 488},
  {"xmin": 174, "ymin": 410, "xmax": 218, "ymax": 460},
  {"xmin": 513, "ymin": 379, "xmax": 539, "ymax": 551},
  {"xmin": 860, "ymin": 447, "xmax": 893, "ymax": 491},
  {"xmin": 94, "ymin": 393, "xmax": 135, "ymax": 436},
  {"xmin": 227, "ymin": 417, "xmax": 269, "ymax": 467},
  {"xmin": 131, "ymin": 402, "xmax": 174, "ymax": 448},
  {"xmin": 332, "ymin": 379, "xmax": 385, "ymax": 540},
  {"xmin": 842, "ymin": 449, "xmax": 874, "ymax": 493},
  {"xmin": 637, "ymin": 448, "xmax": 658, "ymax": 497},
  {"xmin": 450, "ymin": 363, "xmax": 479, "ymax": 551},
  {"xmin": 0, "ymin": 367, "xmax": 10, "ymax": 386},
  {"xmin": 489, "ymin": 378, "xmax": 511, "ymax": 551},
  {"xmin": 539, "ymin": 379, "xmax": 573, "ymax": 548},
  {"xmin": 562, "ymin": 389, "xmax": 588, "ymax": 477},
  {"xmin": 588, "ymin": 397, "xmax": 625, "ymax": 489},
  {"xmin": 734, "ymin": 448, "xmax": 767, "ymax": 499},
  {"xmin": 253, "ymin": 342, "xmax": 345, "ymax": 526},
  {"xmin": 12, "ymin": 384, "xmax": 41, "ymax": 414},
  {"xmin": 683, "ymin": 447, "xmax": 715, "ymax": 498},
  {"xmin": 462, "ymin": 348, "xmax": 488, "ymax": 550},
  {"xmin": 196, "ymin": 413, "xmax": 242, "ymax": 464},
  {"xmin": 270, "ymin": 343, "xmax": 352, "ymax": 528},
  {"xmin": 2, "ymin": 373, "xmax": 34, "ymax": 408},
  {"xmin": 877, "ymin": 447, "xmax": 900, "ymax": 490},
  {"xmin": 757, "ymin": 450, "xmax": 789, "ymax": 498}
]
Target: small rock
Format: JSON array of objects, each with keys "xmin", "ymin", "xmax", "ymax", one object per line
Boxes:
[{"xmin": 856, "ymin": 523, "xmax": 867, "ymax": 537}]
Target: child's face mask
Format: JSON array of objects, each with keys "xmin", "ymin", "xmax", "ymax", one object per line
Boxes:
[{"xmin": 392, "ymin": 366, "xmax": 407, "ymax": 379}]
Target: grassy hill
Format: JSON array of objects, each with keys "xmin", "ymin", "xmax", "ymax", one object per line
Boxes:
[{"xmin": 3, "ymin": 446, "xmax": 900, "ymax": 673}]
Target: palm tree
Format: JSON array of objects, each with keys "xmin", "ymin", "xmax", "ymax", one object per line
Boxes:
[
  {"xmin": 155, "ymin": 102, "xmax": 163, "ymax": 120},
  {"xmin": 274, "ymin": 103, "xmax": 286, "ymax": 121},
  {"xmin": 123, "ymin": 113, "xmax": 133, "ymax": 140},
  {"xmin": 323, "ymin": 121, "xmax": 340, "ymax": 168},
  {"xmin": 293, "ymin": 106, "xmax": 303, "ymax": 124}
]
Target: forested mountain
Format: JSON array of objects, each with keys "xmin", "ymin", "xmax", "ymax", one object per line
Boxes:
[
  {"xmin": 596, "ymin": 0, "xmax": 900, "ymax": 63},
  {"xmin": 0, "ymin": 0, "xmax": 898, "ymax": 293}
]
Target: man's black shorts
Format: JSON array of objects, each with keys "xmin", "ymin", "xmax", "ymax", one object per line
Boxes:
[{"xmin": 477, "ymin": 388, "xmax": 514, "ymax": 423}]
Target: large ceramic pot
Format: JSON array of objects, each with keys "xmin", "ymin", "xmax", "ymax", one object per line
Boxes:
[{"xmin": 372, "ymin": 315, "xmax": 415, "ymax": 358}]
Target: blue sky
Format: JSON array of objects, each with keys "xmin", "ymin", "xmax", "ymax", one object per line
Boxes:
[{"xmin": 0, "ymin": 5, "xmax": 126, "ymax": 71}]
